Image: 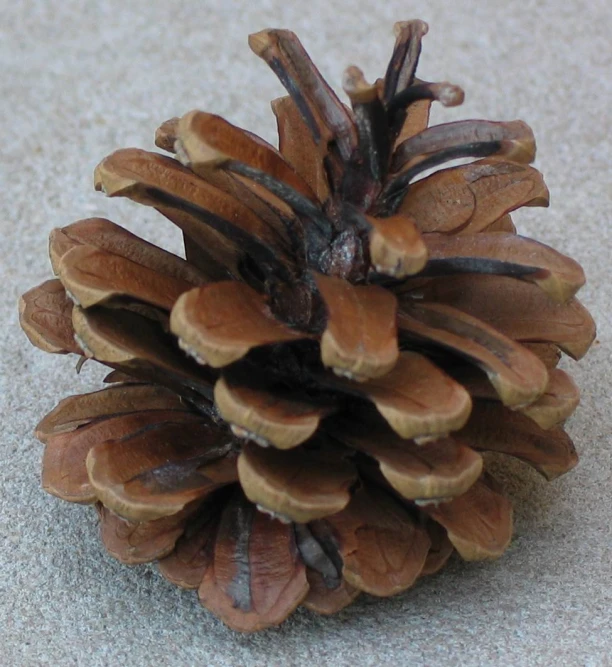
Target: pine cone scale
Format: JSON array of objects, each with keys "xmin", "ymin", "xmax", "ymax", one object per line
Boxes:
[
  {"xmin": 421, "ymin": 477, "xmax": 513, "ymax": 561},
  {"xmin": 402, "ymin": 274, "xmax": 595, "ymax": 359},
  {"xmin": 302, "ymin": 567, "xmax": 360, "ymax": 615},
  {"xmin": 158, "ymin": 504, "xmax": 220, "ymax": 589},
  {"xmin": 421, "ymin": 231, "xmax": 586, "ymax": 303},
  {"xmin": 177, "ymin": 110, "xmax": 318, "ymax": 204},
  {"xmin": 248, "ymin": 29, "xmax": 359, "ymax": 166},
  {"xmin": 459, "ymin": 400, "xmax": 579, "ymax": 481},
  {"xmin": 237, "ymin": 442, "xmax": 357, "ymax": 523},
  {"xmin": 335, "ymin": 352, "xmax": 472, "ymax": 440},
  {"xmin": 315, "ymin": 274, "xmax": 399, "ymax": 380},
  {"xmin": 35, "ymin": 383, "xmax": 190, "ymax": 441},
  {"xmin": 214, "ymin": 374, "xmax": 328, "ymax": 449},
  {"xmin": 197, "ymin": 490, "xmax": 309, "ymax": 632},
  {"xmin": 57, "ymin": 244, "xmax": 192, "ymax": 311},
  {"xmin": 271, "ymin": 95, "xmax": 331, "ymax": 202},
  {"xmin": 170, "ymin": 281, "xmax": 311, "ymax": 368},
  {"xmin": 19, "ymin": 279, "xmax": 80, "ymax": 354},
  {"xmin": 43, "ymin": 409, "xmax": 201, "ymax": 504},
  {"xmin": 322, "ymin": 484, "xmax": 431, "ymax": 597},
  {"xmin": 398, "ymin": 158, "xmax": 550, "ymax": 233},
  {"xmin": 391, "ymin": 119, "xmax": 536, "ymax": 174},
  {"xmin": 398, "ymin": 302, "xmax": 550, "ymax": 408},
  {"xmin": 85, "ymin": 418, "xmax": 237, "ymax": 522},
  {"xmin": 383, "ymin": 20, "xmax": 429, "ymax": 106},
  {"xmin": 98, "ymin": 502, "xmax": 195, "ymax": 565},
  {"xmin": 49, "ymin": 218, "xmax": 208, "ymax": 285}
]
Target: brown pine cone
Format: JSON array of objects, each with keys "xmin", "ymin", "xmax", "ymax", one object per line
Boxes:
[{"xmin": 19, "ymin": 20, "xmax": 595, "ymax": 632}]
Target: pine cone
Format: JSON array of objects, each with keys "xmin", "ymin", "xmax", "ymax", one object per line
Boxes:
[{"xmin": 19, "ymin": 21, "xmax": 595, "ymax": 632}]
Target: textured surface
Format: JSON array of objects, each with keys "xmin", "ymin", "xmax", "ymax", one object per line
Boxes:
[{"xmin": 1, "ymin": 0, "xmax": 610, "ymax": 664}]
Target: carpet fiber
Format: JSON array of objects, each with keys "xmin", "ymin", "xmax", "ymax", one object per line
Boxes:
[{"xmin": 1, "ymin": 1, "xmax": 611, "ymax": 664}]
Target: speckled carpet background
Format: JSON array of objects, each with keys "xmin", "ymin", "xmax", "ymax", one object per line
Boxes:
[{"xmin": 1, "ymin": 1, "xmax": 610, "ymax": 665}]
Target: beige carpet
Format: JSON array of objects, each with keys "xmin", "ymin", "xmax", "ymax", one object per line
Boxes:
[{"xmin": 2, "ymin": 0, "xmax": 611, "ymax": 664}]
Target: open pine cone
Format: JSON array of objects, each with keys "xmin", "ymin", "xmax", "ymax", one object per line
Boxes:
[{"xmin": 19, "ymin": 21, "xmax": 595, "ymax": 632}]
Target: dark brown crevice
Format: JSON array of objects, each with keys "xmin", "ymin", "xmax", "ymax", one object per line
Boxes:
[
  {"xmin": 145, "ymin": 186, "xmax": 296, "ymax": 286},
  {"xmin": 294, "ymin": 523, "xmax": 342, "ymax": 589}
]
